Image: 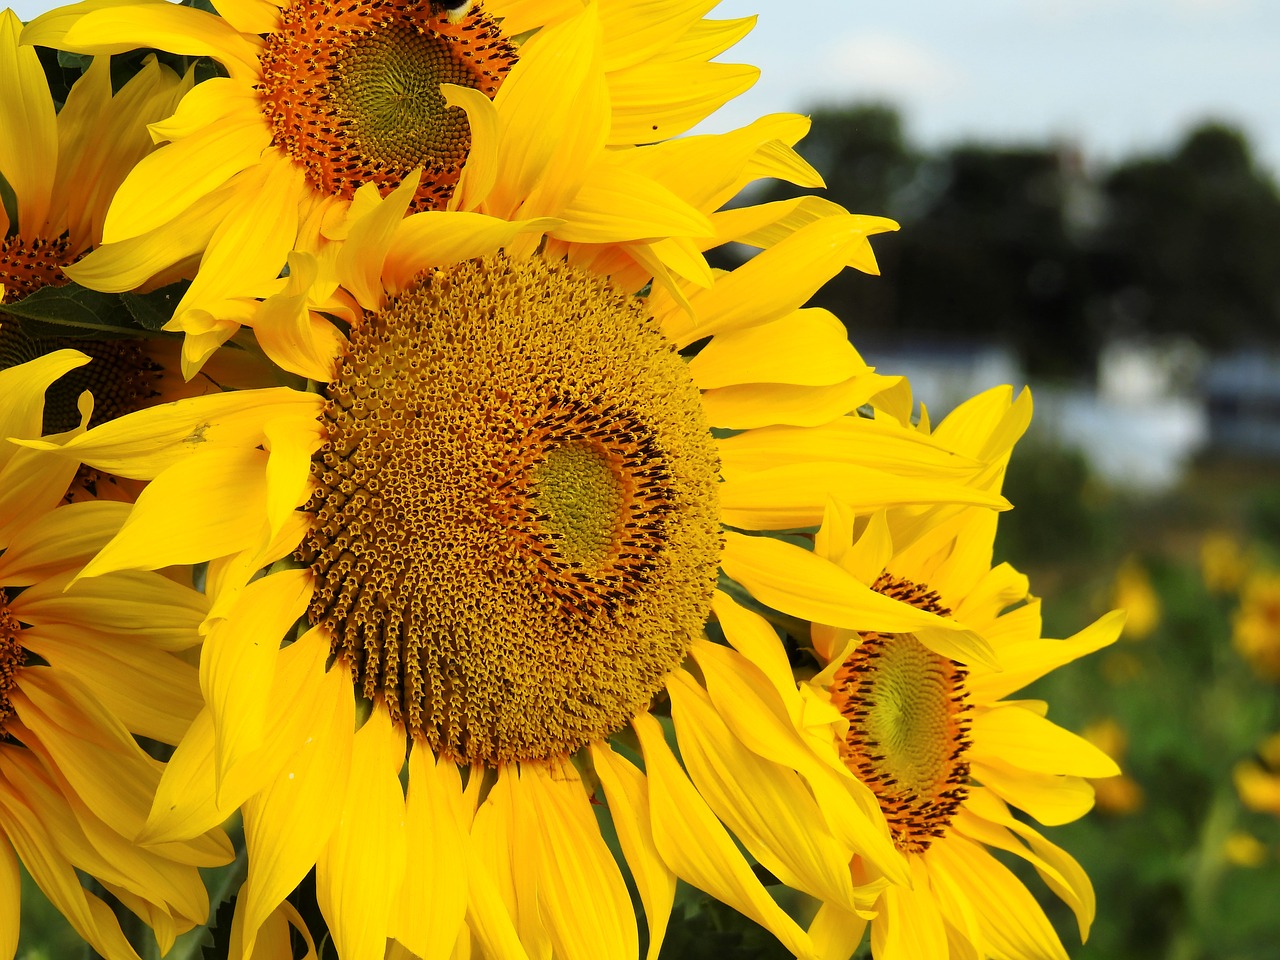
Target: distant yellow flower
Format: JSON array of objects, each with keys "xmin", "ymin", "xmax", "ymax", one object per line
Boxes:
[
  {"xmin": 1200, "ymin": 530, "xmax": 1250, "ymax": 594},
  {"xmin": 1235, "ymin": 732, "xmax": 1280, "ymax": 817},
  {"xmin": 1233, "ymin": 571, "xmax": 1280, "ymax": 681},
  {"xmin": 24, "ymin": 196, "xmax": 994, "ymax": 960},
  {"xmin": 1223, "ymin": 831, "xmax": 1268, "ymax": 868},
  {"xmin": 0, "ymin": 352, "xmax": 231, "ymax": 959},
  {"xmin": 1111, "ymin": 556, "xmax": 1159, "ymax": 640},
  {"xmin": 1082, "ymin": 719, "xmax": 1143, "ymax": 816}
]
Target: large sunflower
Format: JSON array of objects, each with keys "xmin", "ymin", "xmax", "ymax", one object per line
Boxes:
[
  {"xmin": 0, "ymin": 351, "xmax": 232, "ymax": 960},
  {"xmin": 700, "ymin": 396, "xmax": 1125, "ymax": 959},
  {"xmin": 25, "ymin": 192, "xmax": 1014, "ymax": 959},
  {"xmin": 21, "ymin": 0, "xmax": 822, "ymax": 377}
]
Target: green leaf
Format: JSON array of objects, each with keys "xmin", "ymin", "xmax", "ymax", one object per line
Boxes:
[
  {"xmin": 2, "ymin": 282, "xmax": 146, "ymax": 340},
  {"xmin": 122, "ymin": 280, "xmax": 190, "ymax": 331}
]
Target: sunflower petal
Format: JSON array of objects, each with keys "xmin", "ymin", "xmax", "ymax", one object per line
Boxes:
[
  {"xmin": 967, "ymin": 610, "xmax": 1125, "ymax": 704},
  {"xmin": 0, "ymin": 10, "xmax": 58, "ymax": 233},
  {"xmin": 395, "ymin": 746, "xmax": 468, "ymax": 960},
  {"xmin": 239, "ymin": 660, "xmax": 354, "ymax": 955},
  {"xmin": 0, "ymin": 501, "xmax": 129, "ymax": 585},
  {"xmin": 969, "ymin": 706, "xmax": 1120, "ymax": 779},
  {"xmin": 631, "ymin": 713, "xmax": 815, "ymax": 959},
  {"xmin": 589, "ymin": 743, "xmax": 676, "ymax": 960},
  {"xmin": 517, "ymin": 763, "xmax": 638, "ymax": 960},
  {"xmin": 315, "ymin": 706, "xmax": 407, "ymax": 960}
]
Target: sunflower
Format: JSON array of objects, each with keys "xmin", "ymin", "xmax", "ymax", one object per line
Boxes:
[
  {"xmin": 1233, "ymin": 570, "xmax": 1280, "ymax": 681},
  {"xmin": 1235, "ymin": 732, "xmax": 1280, "ymax": 817},
  {"xmin": 23, "ymin": 188, "xmax": 1017, "ymax": 959},
  {"xmin": 0, "ymin": 351, "xmax": 232, "ymax": 960},
  {"xmin": 0, "ymin": 6, "xmax": 188, "ymax": 304},
  {"xmin": 19, "ymin": 0, "xmax": 837, "ymax": 379},
  {"xmin": 708, "ymin": 467, "xmax": 1125, "ymax": 960}
]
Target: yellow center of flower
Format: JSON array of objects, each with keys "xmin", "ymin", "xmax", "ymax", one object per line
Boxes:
[
  {"xmin": 258, "ymin": 0, "xmax": 516, "ymax": 211},
  {"xmin": 300, "ymin": 253, "xmax": 722, "ymax": 764},
  {"xmin": 829, "ymin": 574, "xmax": 971, "ymax": 854},
  {"xmin": 0, "ymin": 590, "xmax": 25, "ymax": 734},
  {"xmin": 1, "ymin": 234, "xmax": 75, "ymax": 303}
]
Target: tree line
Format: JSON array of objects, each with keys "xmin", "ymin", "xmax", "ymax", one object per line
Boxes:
[{"xmin": 744, "ymin": 105, "xmax": 1280, "ymax": 378}]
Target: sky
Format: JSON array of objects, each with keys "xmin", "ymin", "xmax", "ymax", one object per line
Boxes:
[
  {"xmin": 696, "ymin": 0, "xmax": 1280, "ymax": 177},
  {"xmin": 11, "ymin": 0, "xmax": 1279, "ymax": 176}
]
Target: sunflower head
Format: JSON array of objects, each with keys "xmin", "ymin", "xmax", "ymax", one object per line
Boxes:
[
  {"xmin": 301, "ymin": 252, "xmax": 722, "ymax": 764},
  {"xmin": 258, "ymin": 0, "xmax": 517, "ymax": 210}
]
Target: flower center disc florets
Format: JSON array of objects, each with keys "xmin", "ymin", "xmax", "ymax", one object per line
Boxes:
[
  {"xmin": 0, "ymin": 590, "xmax": 25, "ymax": 734},
  {"xmin": 1, "ymin": 235, "xmax": 75, "ymax": 303},
  {"xmin": 301, "ymin": 253, "xmax": 722, "ymax": 764},
  {"xmin": 258, "ymin": 0, "xmax": 516, "ymax": 211},
  {"xmin": 830, "ymin": 574, "xmax": 972, "ymax": 854}
]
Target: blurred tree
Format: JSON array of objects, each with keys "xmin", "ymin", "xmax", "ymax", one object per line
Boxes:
[
  {"xmin": 1092, "ymin": 123, "xmax": 1280, "ymax": 350},
  {"xmin": 748, "ymin": 105, "xmax": 1098, "ymax": 376}
]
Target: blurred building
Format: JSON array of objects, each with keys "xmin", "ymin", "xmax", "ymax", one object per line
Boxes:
[{"xmin": 1203, "ymin": 350, "xmax": 1280, "ymax": 459}]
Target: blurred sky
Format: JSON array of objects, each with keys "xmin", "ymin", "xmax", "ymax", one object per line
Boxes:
[
  {"xmin": 697, "ymin": 0, "xmax": 1280, "ymax": 176},
  {"xmin": 10, "ymin": 0, "xmax": 1280, "ymax": 177}
]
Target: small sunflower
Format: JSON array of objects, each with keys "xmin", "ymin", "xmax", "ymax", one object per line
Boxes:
[
  {"xmin": 0, "ymin": 352, "xmax": 232, "ymax": 959},
  {"xmin": 1233, "ymin": 570, "xmax": 1280, "ymax": 682},
  {"xmin": 0, "ymin": 6, "xmax": 188, "ymax": 303},
  {"xmin": 25, "ymin": 198, "xmax": 1013, "ymax": 959},
  {"xmin": 700, "ymin": 395, "xmax": 1123, "ymax": 959},
  {"xmin": 21, "ymin": 0, "xmax": 820, "ymax": 377},
  {"xmin": 1235, "ymin": 732, "xmax": 1280, "ymax": 817}
]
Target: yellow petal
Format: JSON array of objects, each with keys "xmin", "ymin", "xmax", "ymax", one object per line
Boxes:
[
  {"xmin": 607, "ymin": 60, "xmax": 758, "ymax": 145},
  {"xmin": 517, "ymin": 762, "xmax": 638, "ymax": 960},
  {"xmin": 969, "ymin": 706, "xmax": 1121, "ymax": 779},
  {"xmin": 687, "ymin": 640, "xmax": 907, "ymax": 887},
  {"xmin": 231, "ymin": 893, "xmax": 319, "ymax": 960},
  {"xmin": 15, "ymin": 386, "xmax": 320, "ymax": 480},
  {"xmin": 0, "ymin": 783, "xmax": 139, "ymax": 960},
  {"xmin": 869, "ymin": 857, "xmax": 947, "ymax": 960},
  {"xmin": 471, "ymin": 769, "xmax": 550, "ymax": 960},
  {"xmin": 631, "ymin": 712, "xmax": 815, "ymax": 959},
  {"xmin": 394, "ymin": 745, "xmax": 468, "ymax": 960},
  {"xmin": 213, "ymin": 0, "xmax": 281, "ymax": 34},
  {"xmin": 0, "ymin": 833, "xmax": 19, "ymax": 960},
  {"xmin": 0, "ymin": 500, "xmax": 129, "ymax": 585},
  {"xmin": 263, "ymin": 413, "xmax": 323, "ymax": 538},
  {"xmin": 489, "ymin": 3, "xmax": 607, "ymax": 221},
  {"xmin": 719, "ymin": 462, "xmax": 1009, "ymax": 531},
  {"xmin": 174, "ymin": 153, "xmax": 305, "ymax": 324},
  {"xmin": 721, "ymin": 531, "xmax": 986, "ymax": 641},
  {"xmin": 808, "ymin": 902, "xmax": 867, "ymax": 960},
  {"xmin": 969, "ymin": 757, "xmax": 1097, "ymax": 828},
  {"xmin": 384, "ymin": 212, "xmax": 563, "ymax": 296},
  {"xmin": 11, "ymin": 568, "xmax": 206, "ymax": 651},
  {"xmin": 252, "ymin": 252, "xmax": 346, "ymax": 381},
  {"xmin": 335, "ymin": 174, "xmax": 418, "ymax": 310},
  {"xmin": 443, "ymin": 84, "xmax": 499, "ymax": 212},
  {"xmin": 61, "ymin": 3, "xmax": 260, "ymax": 78},
  {"xmin": 667, "ymin": 670, "xmax": 867, "ymax": 908},
  {"xmin": 597, "ymin": 0, "xmax": 715, "ymax": 71},
  {"xmin": 142, "ymin": 626, "xmax": 333, "ymax": 844},
  {"xmin": 967, "ymin": 610, "xmax": 1125, "ymax": 704},
  {"xmin": 926, "ymin": 836, "xmax": 1069, "ymax": 960},
  {"xmin": 202, "ymin": 568, "xmax": 311, "ymax": 787},
  {"xmin": 955, "ymin": 790, "xmax": 1095, "ymax": 940},
  {"xmin": 76, "ymin": 446, "xmax": 268, "ymax": 579},
  {"xmin": 667, "ymin": 216, "xmax": 885, "ymax": 346},
  {"xmin": 19, "ymin": 628, "xmax": 198, "ymax": 745},
  {"xmin": 588, "ymin": 743, "xmax": 675, "ymax": 960},
  {"xmin": 555, "ymin": 161, "xmax": 711, "ymax": 243},
  {"xmin": 710, "ymin": 590, "xmax": 802, "ymax": 718},
  {"xmin": 239, "ymin": 661, "xmax": 354, "ymax": 956},
  {"xmin": 0, "ymin": 9, "xmax": 57, "ymax": 233},
  {"xmin": 690, "ymin": 308, "xmax": 864, "ymax": 390},
  {"xmin": 699, "ymin": 375, "xmax": 897, "ymax": 430},
  {"xmin": 0, "ymin": 350, "xmax": 89, "ymax": 468},
  {"xmin": 711, "ymin": 199, "xmax": 896, "ymax": 275},
  {"xmin": 316, "ymin": 706, "xmax": 408, "ymax": 960},
  {"xmin": 716, "ymin": 417, "xmax": 985, "ymax": 484}
]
